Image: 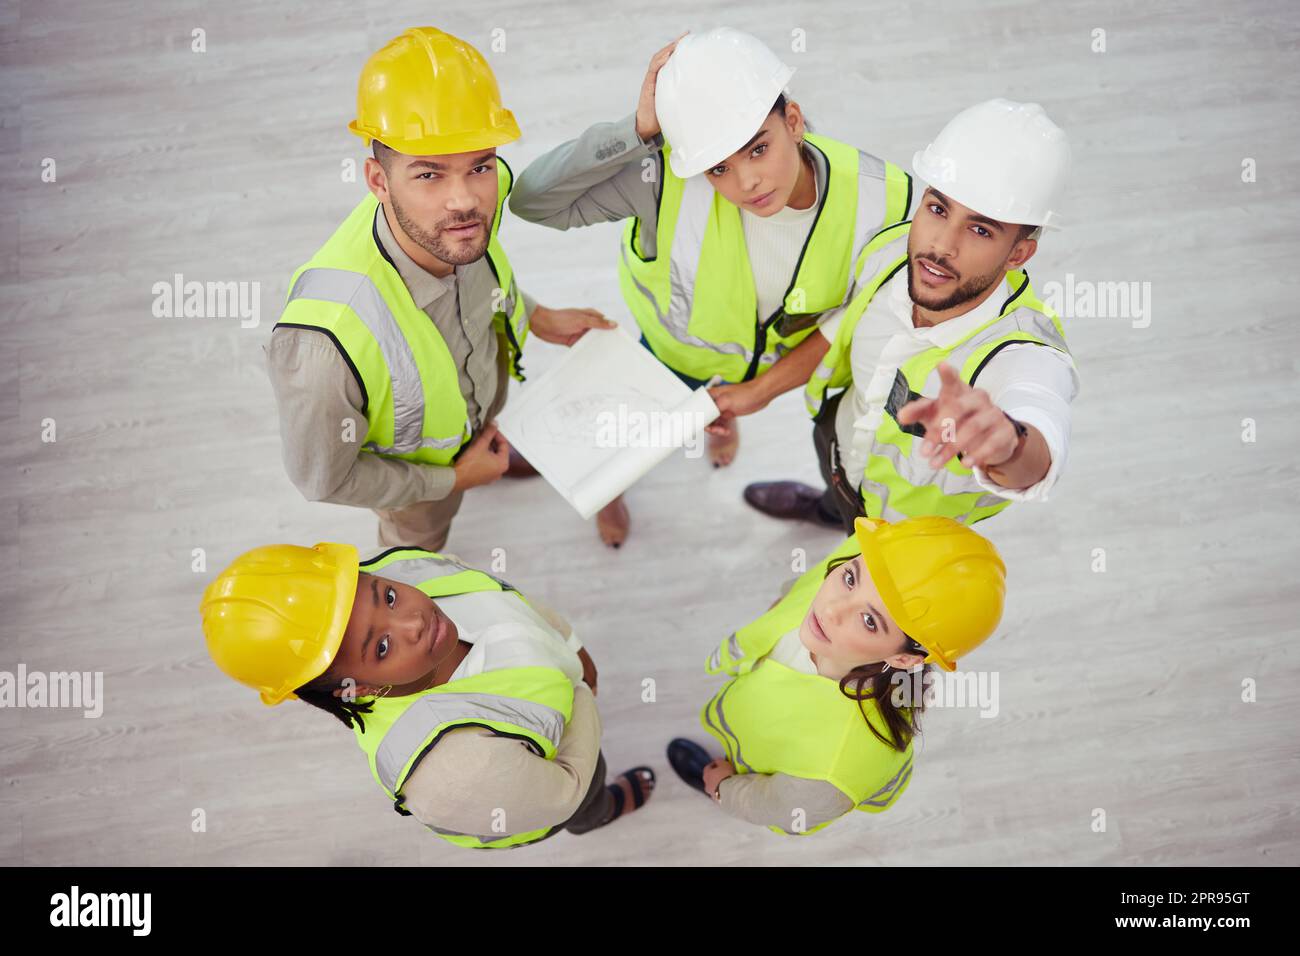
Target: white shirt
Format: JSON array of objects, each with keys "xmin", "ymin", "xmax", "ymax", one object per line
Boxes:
[
  {"xmin": 819, "ymin": 265, "xmax": 1079, "ymax": 501},
  {"xmin": 741, "ymin": 174, "xmax": 820, "ymax": 323},
  {"xmin": 765, "ymin": 627, "xmax": 820, "ymax": 675},
  {"xmin": 437, "ymin": 589, "xmax": 585, "ymax": 686}
]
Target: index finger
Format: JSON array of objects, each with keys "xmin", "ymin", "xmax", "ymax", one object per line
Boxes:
[
  {"xmin": 936, "ymin": 362, "xmax": 967, "ymax": 391},
  {"xmin": 896, "ymin": 396, "xmax": 935, "ymax": 424}
]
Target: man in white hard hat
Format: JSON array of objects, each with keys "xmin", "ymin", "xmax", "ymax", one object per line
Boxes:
[
  {"xmin": 713, "ymin": 99, "xmax": 1081, "ymax": 530},
  {"xmin": 509, "ymin": 28, "xmax": 914, "ymax": 546}
]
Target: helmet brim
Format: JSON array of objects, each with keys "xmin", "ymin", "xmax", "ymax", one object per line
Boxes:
[
  {"xmin": 264, "ymin": 542, "xmax": 360, "ymax": 705},
  {"xmin": 348, "ymin": 111, "xmax": 521, "ymax": 158},
  {"xmin": 852, "ymin": 518, "xmax": 957, "ymax": 672}
]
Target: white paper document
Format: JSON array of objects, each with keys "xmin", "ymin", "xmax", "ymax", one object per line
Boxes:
[{"xmin": 497, "ymin": 327, "xmax": 720, "ymax": 519}]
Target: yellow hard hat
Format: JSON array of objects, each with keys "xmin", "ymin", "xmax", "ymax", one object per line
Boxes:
[
  {"xmin": 854, "ymin": 516, "xmax": 1006, "ymax": 671},
  {"xmin": 199, "ymin": 543, "xmax": 359, "ymax": 706},
  {"xmin": 348, "ymin": 27, "xmax": 521, "ymax": 156}
]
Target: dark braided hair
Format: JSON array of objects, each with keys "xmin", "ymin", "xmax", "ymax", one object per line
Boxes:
[
  {"xmin": 823, "ymin": 555, "xmax": 932, "ymax": 752},
  {"xmin": 294, "ymin": 670, "xmax": 375, "ymax": 733}
]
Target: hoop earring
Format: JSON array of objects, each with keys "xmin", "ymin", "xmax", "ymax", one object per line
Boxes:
[
  {"xmin": 879, "ymin": 662, "xmax": 890, "ymax": 675},
  {"xmin": 374, "ymin": 684, "xmax": 393, "ymax": 699}
]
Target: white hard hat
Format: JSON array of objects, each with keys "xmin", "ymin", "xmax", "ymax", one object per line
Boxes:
[
  {"xmin": 654, "ymin": 28, "xmax": 795, "ymax": 179},
  {"xmin": 912, "ymin": 99, "xmax": 1071, "ymax": 229}
]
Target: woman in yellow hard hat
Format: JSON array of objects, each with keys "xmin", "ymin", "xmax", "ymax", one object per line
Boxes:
[
  {"xmin": 509, "ymin": 27, "xmax": 914, "ymax": 546},
  {"xmin": 667, "ymin": 515, "xmax": 1006, "ymax": 835},
  {"xmin": 200, "ymin": 543, "xmax": 654, "ymax": 849}
]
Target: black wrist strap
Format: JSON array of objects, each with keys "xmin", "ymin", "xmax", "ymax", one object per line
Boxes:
[{"xmin": 990, "ymin": 413, "xmax": 1029, "ymax": 468}]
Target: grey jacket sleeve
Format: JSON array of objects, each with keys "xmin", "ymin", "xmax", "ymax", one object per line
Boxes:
[
  {"xmin": 519, "ymin": 288, "xmax": 538, "ymax": 326},
  {"xmin": 265, "ymin": 327, "xmax": 457, "ymax": 509},
  {"xmin": 717, "ymin": 771, "xmax": 855, "ymax": 833},
  {"xmin": 402, "ymin": 682, "xmax": 602, "ymax": 838},
  {"xmin": 508, "ymin": 112, "xmax": 664, "ymax": 237}
]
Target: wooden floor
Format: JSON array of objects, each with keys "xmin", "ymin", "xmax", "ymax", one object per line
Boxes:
[{"xmin": 2, "ymin": 0, "xmax": 1297, "ymax": 866}]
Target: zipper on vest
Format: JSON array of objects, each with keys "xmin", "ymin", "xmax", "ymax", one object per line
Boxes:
[
  {"xmin": 740, "ymin": 144, "xmax": 832, "ymax": 383},
  {"xmin": 483, "ymin": 254, "xmax": 526, "ymax": 382},
  {"xmin": 743, "ymin": 308, "xmax": 788, "ymax": 382}
]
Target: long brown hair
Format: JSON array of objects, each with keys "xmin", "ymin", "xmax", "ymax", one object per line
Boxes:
[{"xmin": 823, "ymin": 556, "xmax": 932, "ymax": 752}]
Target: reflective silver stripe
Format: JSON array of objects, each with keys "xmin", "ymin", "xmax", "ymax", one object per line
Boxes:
[
  {"xmin": 700, "ymin": 689, "xmax": 734, "ymax": 763},
  {"xmin": 426, "ymin": 823, "xmax": 498, "ymax": 841},
  {"xmin": 862, "ymin": 450, "xmax": 1011, "ymax": 524},
  {"xmin": 494, "ymin": 271, "xmax": 525, "ymax": 338},
  {"xmin": 862, "ymin": 496, "xmax": 918, "ymax": 524},
  {"xmin": 860, "ymin": 766, "xmax": 913, "ymax": 808},
  {"xmin": 709, "ymin": 683, "xmax": 752, "ymax": 773},
  {"xmin": 806, "ymin": 361, "xmax": 838, "ymax": 414},
  {"xmin": 810, "ymin": 233, "xmax": 909, "ymax": 417},
  {"xmin": 623, "ymin": 175, "xmax": 756, "ymax": 364},
  {"xmin": 363, "ymin": 432, "xmax": 466, "ymax": 455},
  {"xmin": 858, "ymin": 753, "xmax": 914, "ymax": 808},
  {"xmin": 848, "ymin": 151, "xmax": 888, "ymax": 289},
  {"xmin": 853, "ymin": 232, "xmax": 909, "ymax": 285},
  {"xmin": 425, "ymin": 822, "xmax": 548, "ymax": 845},
  {"xmin": 376, "ymin": 693, "xmax": 566, "ymax": 795},
  {"xmin": 508, "ymin": 277, "xmax": 527, "ymax": 340},
  {"xmin": 707, "ymin": 649, "xmax": 721, "ymax": 670},
  {"xmin": 866, "ymin": 435, "xmax": 1005, "ymax": 498},
  {"xmin": 622, "ymin": 242, "xmax": 754, "ymax": 365},
  {"xmin": 859, "ymin": 305, "xmax": 1069, "ymax": 517},
  {"xmin": 702, "ymin": 691, "xmax": 743, "ymax": 764},
  {"xmin": 726, "ymin": 633, "xmax": 742, "ymax": 662},
  {"xmin": 364, "ymin": 552, "xmax": 475, "ymax": 587},
  {"xmin": 865, "ymin": 493, "xmax": 1003, "ymax": 526},
  {"xmin": 287, "ymin": 268, "xmax": 468, "ymax": 454}
]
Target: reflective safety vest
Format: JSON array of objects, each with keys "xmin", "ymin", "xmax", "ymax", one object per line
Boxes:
[
  {"xmin": 351, "ymin": 548, "xmax": 575, "ymax": 850},
  {"xmin": 805, "ymin": 221, "xmax": 1073, "ymax": 525},
  {"xmin": 619, "ymin": 133, "xmax": 913, "ymax": 383},
  {"xmin": 275, "ymin": 161, "xmax": 530, "ymax": 467},
  {"xmin": 702, "ymin": 535, "xmax": 914, "ymax": 836}
]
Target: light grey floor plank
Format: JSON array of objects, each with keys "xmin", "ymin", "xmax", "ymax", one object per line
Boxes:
[{"xmin": 2, "ymin": 0, "xmax": 1297, "ymax": 865}]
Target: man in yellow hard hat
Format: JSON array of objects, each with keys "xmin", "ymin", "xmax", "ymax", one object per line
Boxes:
[
  {"xmin": 669, "ymin": 514, "xmax": 1006, "ymax": 835},
  {"xmin": 267, "ymin": 27, "xmax": 615, "ymax": 554},
  {"xmin": 199, "ymin": 543, "xmax": 656, "ymax": 848}
]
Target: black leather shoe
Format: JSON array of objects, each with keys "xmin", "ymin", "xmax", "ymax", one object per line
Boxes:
[
  {"xmin": 667, "ymin": 737, "xmax": 713, "ymax": 795},
  {"xmin": 743, "ymin": 480, "xmax": 842, "ymax": 528},
  {"xmin": 505, "ymin": 447, "xmax": 540, "ymax": 478}
]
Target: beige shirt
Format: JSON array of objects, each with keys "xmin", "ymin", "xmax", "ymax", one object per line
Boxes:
[
  {"xmin": 265, "ymin": 201, "xmax": 536, "ymax": 509},
  {"xmin": 399, "ymin": 597, "xmax": 604, "ymax": 840}
]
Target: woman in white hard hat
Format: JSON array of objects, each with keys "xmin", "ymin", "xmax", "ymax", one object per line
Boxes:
[
  {"xmin": 199, "ymin": 544, "xmax": 655, "ymax": 849},
  {"xmin": 668, "ymin": 514, "xmax": 1007, "ymax": 835},
  {"xmin": 510, "ymin": 27, "xmax": 914, "ymax": 547}
]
